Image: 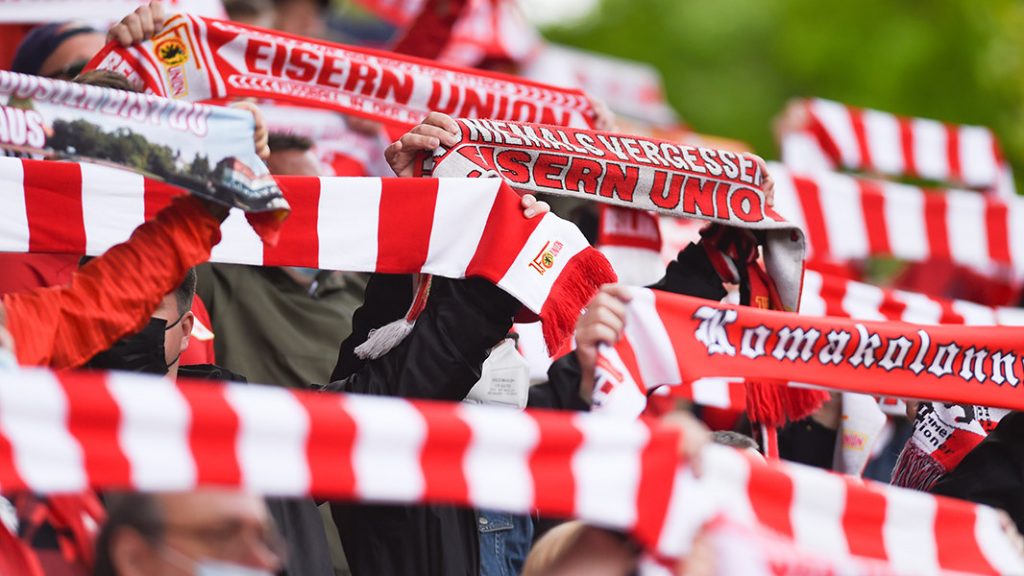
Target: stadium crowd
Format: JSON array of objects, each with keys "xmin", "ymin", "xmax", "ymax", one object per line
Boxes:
[{"xmin": 1, "ymin": 1, "xmax": 1024, "ymax": 575}]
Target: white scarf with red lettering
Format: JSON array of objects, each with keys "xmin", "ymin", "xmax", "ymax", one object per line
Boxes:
[
  {"xmin": 425, "ymin": 118, "xmax": 806, "ymax": 312},
  {"xmin": 84, "ymin": 13, "xmax": 595, "ymax": 129},
  {"xmin": 0, "ymin": 156, "xmax": 614, "ymax": 352},
  {"xmin": 2, "ymin": 367, "xmax": 1021, "ymax": 575}
]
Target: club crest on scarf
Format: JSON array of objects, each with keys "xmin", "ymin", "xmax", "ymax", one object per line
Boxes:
[{"xmin": 529, "ymin": 240, "xmax": 563, "ymax": 275}]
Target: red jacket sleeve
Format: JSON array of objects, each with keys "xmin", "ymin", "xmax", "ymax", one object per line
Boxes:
[{"xmin": 3, "ymin": 196, "xmax": 222, "ymax": 369}]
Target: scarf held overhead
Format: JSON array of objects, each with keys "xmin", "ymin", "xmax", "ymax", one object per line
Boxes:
[
  {"xmin": 780, "ymin": 97, "xmax": 1014, "ymax": 196},
  {"xmin": 85, "ymin": 13, "xmax": 595, "ymax": 129},
  {"xmin": 593, "ymin": 287, "xmax": 1024, "ymax": 418},
  {"xmin": 1, "ymin": 368, "xmax": 1019, "ymax": 575},
  {"xmin": 0, "ymin": 70, "xmax": 287, "ymax": 239},
  {"xmin": 0, "ymin": 156, "xmax": 613, "ymax": 351},
  {"xmin": 426, "ymin": 118, "xmax": 806, "ymax": 312},
  {"xmin": 771, "ymin": 162, "xmax": 1024, "ymax": 276}
]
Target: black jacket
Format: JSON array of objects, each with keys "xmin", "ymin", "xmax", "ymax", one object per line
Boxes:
[
  {"xmin": 931, "ymin": 411, "xmax": 1024, "ymax": 532},
  {"xmin": 324, "ymin": 274, "xmax": 520, "ymax": 576},
  {"xmin": 530, "ymin": 243, "xmax": 728, "ymax": 412}
]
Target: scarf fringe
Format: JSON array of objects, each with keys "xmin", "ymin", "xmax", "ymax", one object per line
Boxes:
[
  {"xmin": 891, "ymin": 442, "xmax": 948, "ymax": 491},
  {"xmin": 540, "ymin": 246, "xmax": 618, "ymax": 354},
  {"xmin": 744, "ymin": 380, "xmax": 830, "ymax": 428},
  {"xmin": 355, "ymin": 319, "xmax": 416, "ymax": 360}
]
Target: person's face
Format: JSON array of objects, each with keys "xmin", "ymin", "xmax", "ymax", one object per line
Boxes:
[
  {"xmin": 113, "ymin": 491, "xmax": 283, "ymax": 576},
  {"xmin": 274, "ymin": 0, "xmax": 326, "ymax": 38},
  {"xmin": 151, "ymin": 294, "xmax": 192, "ymax": 380},
  {"xmin": 39, "ymin": 30, "xmax": 107, "ymax": 79},
  {"xmin": 267, "ymin": 148, "xmax": 322, "ymax": 177}
]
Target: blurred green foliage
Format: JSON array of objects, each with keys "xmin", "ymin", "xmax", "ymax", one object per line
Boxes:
[{"xmin": 544, "ymin": 0, "xmax": 1024, "ymax": 184}]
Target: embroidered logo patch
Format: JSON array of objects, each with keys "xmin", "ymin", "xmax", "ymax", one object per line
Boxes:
[
  {"xmin": 155, "ymin": 39, "xmax": 189, "ymax": 66},
  {"xmin": 529, "ymin": 240, "xmax": 563, "ymax": 275}
]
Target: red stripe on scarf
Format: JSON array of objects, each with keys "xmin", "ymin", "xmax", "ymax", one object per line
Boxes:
[
  {"xmin": 923, "ymin": 190, "xmax": 951, "ymax": 261},
  {"xmin": 264, "ymin": 177, "xmax": 320, "ymax": 268},
  {"xmin": 529, "ymin": 410, "xmax": 582, "ymax": 517},
  {"xmin": 59, "ymin": 372, "xmax": 131, "ymax": 487},
  {"xmin": 899, "ymin": 116, "xmax": 918, "ymax": 178},
  {"xmin": 935, "ymin": 503, "xmax": 997, "ymax": 575},
  {"xmin": 377, "ymin": 179, "xmax": 438, "ymax": 272},
  {"xmin": 793, "ymin": 176, "xmax": 830, "ymax": 259},
  {"xmin": 24, "ymin": 160, "xmax": 85, "ymax": 254},
  {"xmin": 841, "ymin": 483, "xmax": 888, "ymax": 561},
  {"xmin": 747, "ymin": 462, "xmax": 795, "ymax": 538},
  {"xmin": 632, "ymin": 422, "xmax": 680, "ymax": 551},
  {"xmin": 946, "ymin": 123, "xmax": 963, "ymax": 185},
  {"xmin": 858, "ymin": 179, "xmax": 891, "ymax": 255},
  {"xmin": 465, "ymin": 182, "xmax": 542, "ymax": 281},
  {"xmin": 298, "ymin": 392, "xmax": 358, "ymax": 499},
  {"xmin": 417, "ymin": 401, "xmax": 472, "ymax": 504},
  {"xmin": 181, "ymin": 383, "xmax": 242, "ymax": 485},
  {"xmin": 849, "ymin": 106, "xmax": 873, "ymax": 171},
  {"xmin": 986, "ymin": 200, "xmax": 1011, "ymax": 265}
]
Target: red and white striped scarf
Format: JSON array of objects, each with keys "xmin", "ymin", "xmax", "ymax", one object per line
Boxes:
[
  {"xmin": 4, "ymin": 364, "xmax": 1019, "ymax": 569},
  {"xmin": 596, "ymin": 205, "xmax": 665, "ymax": 286},
  {"xmin": 2, "ymin": 367, "xmax": 1020, "ymax": 574},
  {"xmin": 771, "ymin": 162, "xmax": 1024, "ymax": 275},
  {"xmin": 0, "ymin": 156, "xmax": 614, "ymax": 351},
  {"xmin": 780, "ymin": 97, "xmax": 1015, "ymax": 196},
  {"xmin": 84, "ymin": 13, "xmax": 595, "ymax": 129},
  {"xmin": 592, "ymin": 286, "xmax": 1024, "ymax": 417},
  {"xmin": 0, "ymin": 0, "xmax": 226, "ymax": 22},
  {"xmin": 426, "ymin": 118, "xmax": 806, "ymax": 312}
]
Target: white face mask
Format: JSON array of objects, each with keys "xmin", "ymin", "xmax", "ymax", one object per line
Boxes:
[
  {"xmin": 195, "ymin": 560, "xmax": 276, "ymax": 576},
  {"xmin": 163, "ymin": 545, "xmax": 277, "ymax": 576}
]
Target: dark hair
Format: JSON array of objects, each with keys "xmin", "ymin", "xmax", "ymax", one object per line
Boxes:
[
  {"xmin": 93, "ymin": 493, "xmax": 165, "ymax": 576},
  {"xmin": 174, "ymin": 268, "xmax": 198, "ymax": 316},
  {"xmin": 711, "ymin": 430, "xmax": 759, "ymax": 451},
  {"xmin": 267, "ymin": 132, "xmax": 314, "ymax": 154},
  {"xmin": 224, "ymin": 0, "xmax": 274, "ymax": 20},
  {"xmin": 73, "ymin": 70, "xmax": 140, "ymax": 93}
]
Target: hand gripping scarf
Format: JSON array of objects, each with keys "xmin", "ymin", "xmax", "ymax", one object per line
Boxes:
[
  {"xmin": 422, "ymin": 118, "xmax": 825, "ymax": 425},
  {"xmin": 779, "ymin": 97, "xmax": 1015, "ymax": 196},
  {"xmin": 592, "ymin": 286, "xmax": 1024, "ymax": 418},
  {"xmin": 1, "ymin": 368, "xmax": 1021, "ymax": 575},
  {"xmin": 422, "ymin": 118, "xmax": 806, "ymax": 313},
  {"xmin": 0, "ymin": 156, "xmax": 614, "ymax": 352},
  {"xmin": 84, "ymin": 13, "xmax": 595, "ymax": 129}
]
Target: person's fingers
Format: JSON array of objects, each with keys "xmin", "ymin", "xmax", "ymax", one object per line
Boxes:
[
  {"xmin": 399, "ymin": 132, "xmax": 441, "ymax": 152},
  {"xmin": 529, "ymin": 200, "xmax": 550, "ymax": 217},
  {"xmin": 600, "ymin": 283, "xmax": 635, "ymax": 303},
  {"xmin": 578, "ymin": 323, "xmax": 619, "ymax": 348},
  {"xmin": 590, "ymin": 306, "xmax": 625, "ymax": 338},
  {"xmin": 124, "ymin": 14, "xmax": 144, "ymax": 44},
  {"xmin": 410, "ymin": 123, "xmax": 458, "ymax": 147},
  {"xmin": 424, "ymin": 111, "xmax": 460, "ymax": 135},
  {"xmin": 150, "ymin": 0, "xmax": 166, "ymax": 28},
  {"xmin": 384, "ymin": 140, "xmax": 403, "ymax": 164},
  {"xmin": 108, "ymin": 24, "xmax": 133, "ymax": 47},
  {"xmin": 589, "ymin": 291, "xmax": 628, "ymax": 320},
  {"xmin": 139, "ymin": 7, "xmax": 155, "ymax": 38}
]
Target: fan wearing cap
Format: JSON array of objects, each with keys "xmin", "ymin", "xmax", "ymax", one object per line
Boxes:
[{"xmin": 10, "ymin": 22, "xmax": 106, "ymax": 80}]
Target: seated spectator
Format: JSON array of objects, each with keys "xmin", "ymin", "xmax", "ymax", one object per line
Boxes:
[{"xmin": 93, "ymin": 490, "xmax": 284, "ymax": 576}]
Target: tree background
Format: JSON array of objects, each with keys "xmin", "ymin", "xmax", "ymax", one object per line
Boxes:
[{"xmin": 541, "ymin": 0, "xmax": 1024, "ymax": 187}]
